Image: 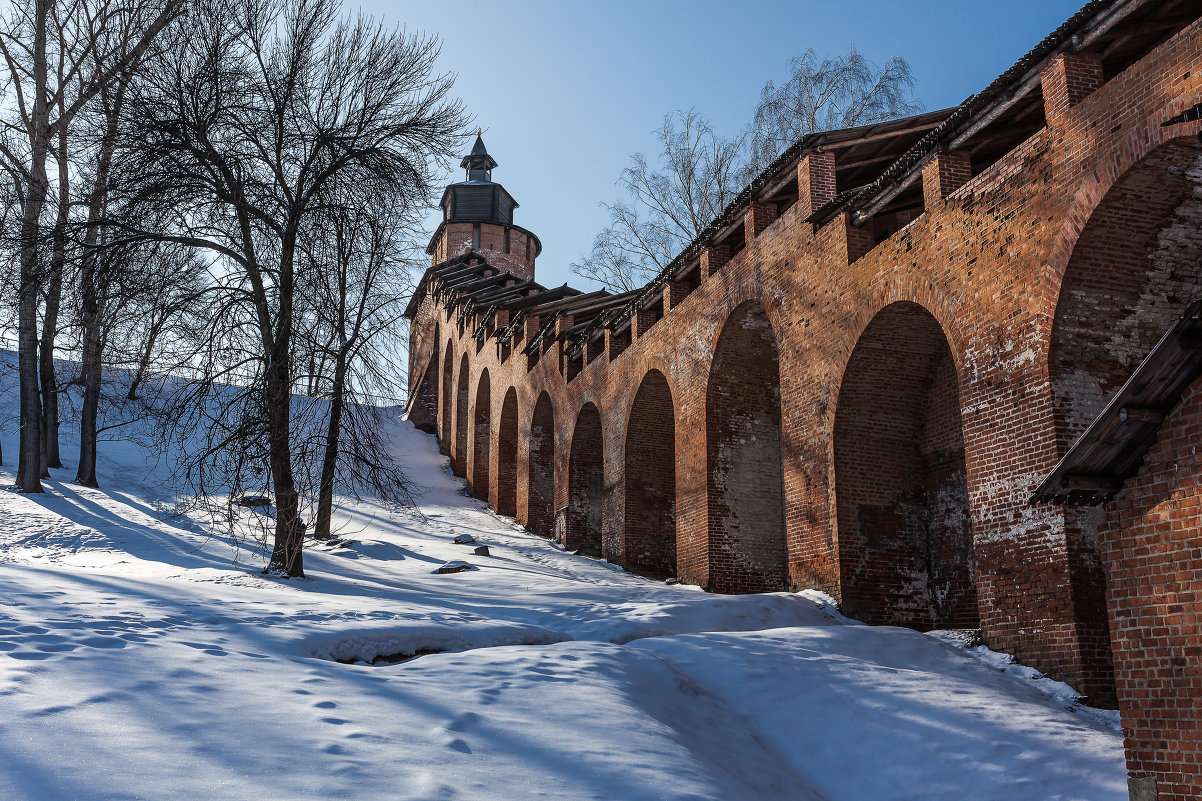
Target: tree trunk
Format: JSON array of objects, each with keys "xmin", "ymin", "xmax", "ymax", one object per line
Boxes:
[
  {"xmin": 314, "ymin": 355, "xmax": 347, "ymax": 540},
  {"xmin": 41, "ymin": 122, "xmax": 70, "ymax": 471},
  {"xmin": 76, "ymin": 322, "xmax": 102, "ymax": 488},
  {"xmin": 76, "ymin": 81, "xmax": 124, "ymax": 488},
  {"xmin": 126, "ymin": 316, "xmax": 161, "ymax": 400},
  {"xmin": 266, "ymin": 354, "xmax": 303, "ymax": 576},
  {"xmin": 266, "ymin": 235, "xmax": 303, "ymax": 577},
  {"xmin": 16, "ymin": 0, "xmax": 51, "ymax": 493}
]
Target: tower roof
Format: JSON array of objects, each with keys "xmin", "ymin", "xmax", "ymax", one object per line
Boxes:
[{"xmin": 461, "ymin": 133, "xmax": 498, "ymax": 173}]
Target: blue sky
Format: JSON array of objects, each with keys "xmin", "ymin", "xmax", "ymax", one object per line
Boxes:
[{"xmin": 366, "ymin": 0, "xmax": 1086, "ymax": 290}]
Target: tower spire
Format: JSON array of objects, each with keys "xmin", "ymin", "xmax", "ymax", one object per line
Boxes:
[{"xmin": 462, "ymin": 132, "xmax": 498, "ymax": 181}]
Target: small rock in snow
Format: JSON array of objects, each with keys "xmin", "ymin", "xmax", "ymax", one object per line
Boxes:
[
  {"xmin": 452, "ymin": 533, "xmax": 477, "ymax": 545},
  {"xmin": 237, "ymin": 495, "xmax": 272, "ymax": 508},
  {"xmin": 435, "ymin": 561, "xmax": 475, "ymax": 574},
  {"xmin": 473, "ymin": 545, "xmax": 490, "ymax": 557}
]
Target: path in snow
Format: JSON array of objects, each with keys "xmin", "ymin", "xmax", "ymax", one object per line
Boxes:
[{"xmin": 0, "ymin": 385, "xmax": 1126, "ymax": 800}]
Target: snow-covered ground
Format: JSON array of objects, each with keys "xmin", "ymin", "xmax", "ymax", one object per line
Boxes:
[{"xmin": 0, "ymin": 380, "xmax": 1127, "ymax": 800}]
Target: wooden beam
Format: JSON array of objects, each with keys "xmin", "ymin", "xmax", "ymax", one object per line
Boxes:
[
  {"xmin": 1118, "ymin": 406, "xmax": 1165, "ymax": 424},
  {"xmin": 1178, "ymin": 328, "xmax": 1202, "ymax": 351},
  {"xmin": 1060, "ymin": 473, "xmax": 1123, "ymax": 493}
]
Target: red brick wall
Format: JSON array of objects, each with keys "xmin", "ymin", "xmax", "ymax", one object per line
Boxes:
[
  {"xmin": 1041, "ymin": 53, "xmax": 1104, "ymax": 126},
  {"xmin": 624, "ymin": 369, "xmax": 676, "ymax": 579},
  {"xmin": 400, "ymin": 21, "xmax": 1202, "ymax": 785},
  {"xmin": 1048, "ymin": 137, "xmax": 1202, "ymax": 705},
  {"xmin": 430, "ymin": 221, "xmax": 536, "ymax": 281},
  {"xmin": 409, "ymin": 347, "xmax": 439, "ymax": 434},
  {"xmin": 833, "ymin": 301, "xmax": 976, "ymax": 630},
  {"xmin": 471, "ymin": 369, "xmax": 491, "ymax": 500},
  {"xmin": 1102, "ymin": 374, "xmax": 1202, "ymax": 801},
  {"xmin": 705, "ymin": 301, "xmax": 787, "ymax": 594},
  {"xmin": 566, "ymin": 403, "xmax": 603, "ymax": 555},
  {"xmin": 453, "ymin": 353, "xmax": 469, "ymax": 477},
  {"xmin": 497, "ymin": 388, "xmax": 519, "ymax": 517},
  {"xmin": 440, "ymin": 340, "xmax": 454, "ymax": 455},
  {"xmin": 527, "ymin": 393, "xmax": 555, "ymax": 537}
]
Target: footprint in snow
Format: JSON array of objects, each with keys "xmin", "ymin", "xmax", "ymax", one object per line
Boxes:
[
  {"xmin": 9, "ymin": 650, "xmax": 55, "ymax": 660},
  {"xmin": 446, "ymin": 712, "xmax": 480, "ymax": 732},
  {"xmin": 35, "ymin": 641, "xmax": 78, "ymax": 653}
]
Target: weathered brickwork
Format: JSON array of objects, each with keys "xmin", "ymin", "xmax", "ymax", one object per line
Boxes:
[
  {"xmin": 1102, "ymin": 374, "xmax": 1202, "ymax": 801},
  {"xmin": 624, "ymin": 370, "xmax": 676, "ymax": 579},
  {"xmin": 834, "ymin": 302, "xmax": 976, "ymax": 630},
  {"xmin": 404, "ymin": 8, "xmax": 1202, "ymax": 796}
]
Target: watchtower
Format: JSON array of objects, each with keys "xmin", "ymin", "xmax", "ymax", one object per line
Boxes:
[{"xmin": 427, "ymin": 133, "xmax": 542, "ymax": 280}]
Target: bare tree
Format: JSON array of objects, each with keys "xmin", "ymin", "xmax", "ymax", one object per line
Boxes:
[
  {"xmin": 298, "ymin": 189, "xmax": 418, "ymax": 541},
  {"xmin": 747, "ymin": 46, "xmax": 922, "ymax": 176},
  {"xmin": 116, "ymin": 245, "xmax": 207, "ymax": 402},
  {"xmin": 571, "ymin": 109, "xmax": 744, "ymax": 292},
  {"xmin": 0, "ymin": 0, "xmax": 180, "ymax": 492},
  {"xmin": 112, "ymin": 0, "xmax": 464, "ymax": 575},
  {"xmin": 74, "ymin": 49, "xmax": 134, "ymax": 487},
  {"xmin": 575, "ymin": 49, "xmax": 921, "ymax": 293}
]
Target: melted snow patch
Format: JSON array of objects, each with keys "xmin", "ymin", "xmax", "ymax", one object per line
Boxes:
[{"xmin": 305, "ymin": 620, "xmax": 572, "ymax": 665}]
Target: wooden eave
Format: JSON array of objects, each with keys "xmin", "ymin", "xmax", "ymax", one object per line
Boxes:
[
  {"xmin": 447, "ymin": 273, "xmax": 519, "ymax": 303},
  {"xmin": 1030, "ymin": 299, "xmax": 1202, "ymax": 506},
  {"xmin": 813, "ymin": 0, "xmax": 1200, "ymax": 227},
  {"xmin": 494, "ymin": 286, "xmax": 586, "ymax": 343},
  {"xmin": 459, "ymin": 278, "xmax": 539, "ymax": 307},
  {"xmin": 435, "ymin": 264, "xmax": 498, "ymax": 288},
  {"xmin": 403, "ymin": 251, "xmax": 501, "ymax": 319}
]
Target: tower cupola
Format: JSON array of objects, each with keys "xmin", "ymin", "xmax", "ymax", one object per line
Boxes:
[
  {"xmin": 427, "ymin": 132, "xmax": 542, "ymax": 280},
  {"xmin": 463, "ymin": 133, "xmax": 498, "ymax": 182},
  {"xmin": 437, "ymin": 132, "xmax": 518, "ymax": 226}
]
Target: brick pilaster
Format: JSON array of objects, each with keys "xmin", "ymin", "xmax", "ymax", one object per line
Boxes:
[
  {"xmin": 701, "ymin": 243, "xmax": 730, "ymax": 279},
  {"xmin": 798, "ymin": 151, "xmax": 837, "ymax": 218},
  {"xmin": 922, "ymin": 151, "xmax": 972, "ymax": 209},
  {"xmin": 664, "ymin": 279, "xmax": 689, "ymax": 312},
  {"xmin": 745, "ymin": 200, "xmax": 778, "ymax": 238},
  {"xmin": 635, "ymin": 305, "xmax": 659, "ymax": 337},
  {"xmin": 1041, "ymin": 53, "xmax": 1103, "ymax": 125}
]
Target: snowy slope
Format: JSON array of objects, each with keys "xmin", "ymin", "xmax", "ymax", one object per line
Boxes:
[{"xmin": 0, "ymin": 372, "xmax": 1126, "ymax": 800}]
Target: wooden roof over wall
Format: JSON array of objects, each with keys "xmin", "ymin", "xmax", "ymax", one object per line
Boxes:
[{"xmin": 1031, "ymin": 299, "xmax": 1202, "ymax": 506}]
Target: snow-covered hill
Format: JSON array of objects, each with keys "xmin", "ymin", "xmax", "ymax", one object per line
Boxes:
[{"xmin": 0, "ymin": 373, "xmax": 1126, "ymax": 800}]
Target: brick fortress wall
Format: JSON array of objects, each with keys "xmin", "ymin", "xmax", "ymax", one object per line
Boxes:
[{"xmin": 404, "ymin": 9, "xmax": 1202, "ymax": 798}]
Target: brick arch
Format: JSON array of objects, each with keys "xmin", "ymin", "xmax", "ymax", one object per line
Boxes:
[
  {"xmin": 1040, "ymin": 112, "xmax": 1202, "ymax": 329},
  {"xmin": 704, "ymin": 283, "xmax": 788, "ymax": 362},
  {"xmin": 413, "ymin": 341, "xmax": 440, "ymax": 435},
  {"xmin": 497, "ymin": 387, "xmax": 519, "ymax": 517},
  {"xmin": 566, "ymin": 402, "xmax": 604, "ymax": 556},
  {"xmin": 527, "ymin": 392, "xmax": 555, "ymax": 537},
  {"xmin": 440, "ymin": 339, "xmax": 455, "ymax": 454},
  {"xmin": 1049, "ymin": 136, "xmax": 1202, "ymax": 455},
  {"xmin": 471, "ymin": 368, "xmax": 491, "ymax": 501},
  {"xmin": 454, "ymin": 353, "xmax": 470, "ymax": 476},
  {"xmin": 1039, "ymin": 134, "xmax": 1202, "ymax": 707},
  {"xmin": 706, "ymin": 300, "xmax": 787, "ymax": 594},
  {"xmin": 616, "ymin": 354, "xmax": 678, "ymax": 423},
  {"xmin": 833, "ymin": 300, "xmax": 976, "ymax": 630},
  {"xmin": 832, "ymin": 274, "xmax": 968, "ymax": 400},
  {"xmin": 623, "ymin": 369, "xmax": 676, "ymax": 579}
]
